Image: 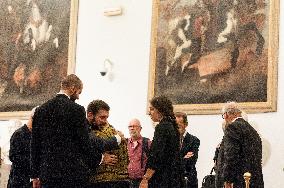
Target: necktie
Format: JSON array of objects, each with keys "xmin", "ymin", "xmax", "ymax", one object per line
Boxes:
[{"xmin": 180, "ymin": 136, "xmax": 184, "ymax": 149}]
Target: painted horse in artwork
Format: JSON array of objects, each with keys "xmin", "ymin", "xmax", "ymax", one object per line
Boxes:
[{"xmin": 163, "ymin": 0, "xmax": 265, "ymax": 79}]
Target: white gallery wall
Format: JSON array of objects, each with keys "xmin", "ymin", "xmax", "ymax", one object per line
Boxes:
[{"xmin": 1, "ymin": 0, "xmax": 283, "ymax": 187}]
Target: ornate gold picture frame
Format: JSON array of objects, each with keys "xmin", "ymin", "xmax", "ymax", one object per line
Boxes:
[
  {"xmin": 0, "ymin": 0, "xmax": 79, "ymax": 119},
  {"xmin": 148, "ymin": 0, "xmax": 279, "ymax": 114}
]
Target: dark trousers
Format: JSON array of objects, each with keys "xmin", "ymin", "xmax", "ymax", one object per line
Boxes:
[
  {"xmin": 182, "ymin": 176, "xmax": 198, "ymax": 188},
  {"xmin": 89, "ymin": 180, "xmax": 130, "ymax": 188},
  {"xmin": 129, "ymin": 178, "xmax": 142, "ymax": 188}
]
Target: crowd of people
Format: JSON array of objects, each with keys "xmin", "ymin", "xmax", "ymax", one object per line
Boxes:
[{"xmin": 6, "ymin": 74, "xmax": 263, "ymax": 188}]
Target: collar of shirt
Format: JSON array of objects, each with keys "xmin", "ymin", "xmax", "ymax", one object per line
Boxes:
[
  {"xmin": 129, "ymin": 136, "xmax": 143, "ymax": 144},
  {"xmin": 57, "ymin": 90, "xmax": 70, "ymax": 99},
  {"xmin": 232, "ymin": 117, "xmax": 243, "ymax": 123},
  {"xmin": 182, "ymin": 130, "xmax": 188, "ymax": 138}
]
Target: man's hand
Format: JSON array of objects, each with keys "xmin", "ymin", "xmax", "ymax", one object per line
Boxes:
[
  {"xmin": 224, "ymin": 181, "xmax": 233, "ymax": 188},
  {"xmin": 32, "ymin": 178, "xmax": 41, "ymax": 188},
  {"xmin": 102, "ymin": 153, "xmax": 118, "ymax": 166},
  {"xmin": 139, "ymin": 179, "xmax": 148, "ymax": 188},
  {"xmin": 116, "ymin": 130, "xmax": 126, "ymax": 142},
  {"xmin": 184, "ymin": 152, "xmax": 194, "ymax": 159}
]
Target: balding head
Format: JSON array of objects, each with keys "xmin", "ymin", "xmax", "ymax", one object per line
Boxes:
[
  {"xmin": 128, "ymin": 118, "xmax": 142, "ymax": 140},
  {"xmin": 222, "ymin": 101, "xmax": 242, "ymax": 124},
  {"xmin": 222, "ymin": 101, "xmax": 242, "ymax": 114}
]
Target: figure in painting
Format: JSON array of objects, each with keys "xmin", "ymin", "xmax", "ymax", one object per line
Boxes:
[
  {"xmin": 155, "ymin": 0, "xmax": 268, "ymax": 104},
  {"xmin": 0, "ymin": 0, "xmax": 72, "ymax": 111},
  {"xmin": 3, "ymin": 0, "xmax": 59, "ymax": 95}
]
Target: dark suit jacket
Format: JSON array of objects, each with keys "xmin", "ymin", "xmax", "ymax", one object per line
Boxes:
[
  {"xmin": 219, "ymin": 118, "xmax": 264, "ymax": 188},
  {"xmin": 180, "ymin": 132, "xmax": 200, "ymax": 187},
  {"xmin": 30, "ymin": 94, "xmax": 117, "ymax": 184},
  {"xmin": 147, "ymin": 118, "xmax": 182, "ymax": 188},
  {"xmin": 8, "ymin": 125, "xmax": 31, "ymax": 188}
]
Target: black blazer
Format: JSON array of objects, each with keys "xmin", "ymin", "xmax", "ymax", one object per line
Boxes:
[
  {"xmin": 180, "ymin": 133, "xmax": 200, "ymax": 187},
  {"xmin": 147, "ymin": 118, "xmax": 182, "ymax": 188},
  {"xmin": 221, "ymin": 118, "xmax": 264, "ymax": 188},
  {"xmin": 30, "ymin": 94, "xmax": 117, "ymax": 183},
  {"xmin": 8, "ymin": 125, "xmax": 31, "ymax": 188}
]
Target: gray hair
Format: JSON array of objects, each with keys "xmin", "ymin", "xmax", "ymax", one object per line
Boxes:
[{"xmin": 222, "ymin": 101, "xmax": 242, "ymax": 115}]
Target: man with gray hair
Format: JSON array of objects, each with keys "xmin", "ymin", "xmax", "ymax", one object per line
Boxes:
[
  {"xmin": 216, "ymin": 101, "xmax": 264, "ymax": 188},
  {"xmin": 127, "ymin": 118, "xmax": 151, "ymax": 188}
]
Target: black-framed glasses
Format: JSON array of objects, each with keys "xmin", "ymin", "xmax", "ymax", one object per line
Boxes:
[{"xmin": 222, "ymin": 112, "xmax": 226, "ymax": 119}]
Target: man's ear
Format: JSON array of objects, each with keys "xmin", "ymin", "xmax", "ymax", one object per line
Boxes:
[{"xmin": 87, "ymin": 111, "xmax": 94, "ymax": 120}]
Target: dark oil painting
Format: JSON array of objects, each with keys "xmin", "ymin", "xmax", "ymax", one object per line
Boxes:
[
  {"xmin": 0, "ymin": 0, "xmax": 78, "ymax": 119},
  {"xmin": 148, "ymin": 0, "xmax": 279, "ymax": 114}
]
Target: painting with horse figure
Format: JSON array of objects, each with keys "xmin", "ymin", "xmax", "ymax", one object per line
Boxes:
[
  {"xmin": 0, "ymin": 0, "xmax": 78, "ymax": 119},
  {"xmin": 148, "ymin": 0, "xmax": 279, "ymax": 114}
]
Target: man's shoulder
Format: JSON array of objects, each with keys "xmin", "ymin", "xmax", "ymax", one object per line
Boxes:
[
  {"xmin": 41, "ymin": 95, "xmax": 84, "ymax": 110},
  {"xmin": 227, "ymin": 119, "xmax": 252, "ymax": 134},
  {"xmin": 186, "ymin": 133, "xmax": 200, "ymax": 142},
  {"xmin": 11, "ymin": 125, "xmax": 29, "ymax": 139},
  {"xmin": 142, "ymin": 136, "xmax": 150, "ymax": 141}
]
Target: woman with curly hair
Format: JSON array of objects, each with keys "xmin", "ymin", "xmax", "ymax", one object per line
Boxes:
[{"xmin": 140, "ymin": 96, "xmax": 182, "ymax": 188}]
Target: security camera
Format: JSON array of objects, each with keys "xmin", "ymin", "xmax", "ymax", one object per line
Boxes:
[
  {"xmin": 100, "ymin": 71, "xmax": 107, "ymax": 76},
  {"xmin": 99, "ymin": 59, "xmax": 113, "ymax": 77}
]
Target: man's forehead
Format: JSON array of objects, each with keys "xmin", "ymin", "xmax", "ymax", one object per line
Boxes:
[
  {"xmin": 176, "ymin": 116, "xmax": 183, "ymax": 121},
  {"xmin": 176, "ymin": 117, "xmax": 185, "ymax": 124},
  {"xmin": 129, "ymin": 119, "xmax": 141, "ymax": 125},
  {"xmin": 130, "ymin": 123, "xmax": 140, "ymax": 127},
  {"xmin": 96, "ymin": 109, "xmax": 109, "ymax": 116}
]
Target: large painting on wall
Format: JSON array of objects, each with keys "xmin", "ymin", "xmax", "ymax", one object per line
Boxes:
[
  {"xmin": 148, "ymin": 0, "xmax": 279, "ymax": 114},
  {"xmin": 0, "ymin": 0, "xmax": 79, "ymax": 119}
]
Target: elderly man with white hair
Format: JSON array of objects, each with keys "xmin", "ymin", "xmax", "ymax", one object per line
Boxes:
[
  {"xmin": 127, "ymin": 118, "xmax": 151, "ymax": 188},
  {"xmin": 215, "ymin": 101, "xmax": 264, "ymax": 188}
]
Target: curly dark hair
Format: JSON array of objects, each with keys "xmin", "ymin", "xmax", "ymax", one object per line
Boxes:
[
  {"xmin": 150, "ymin": 96, "xmax": 175, "ymax": 118},
  {"xmin": 87, "ymin": 100, "xmax": 110, "ymax": 115},
  {"xmin": 150, "ymin": 95, "xmax": 180, "ymax": 135}
]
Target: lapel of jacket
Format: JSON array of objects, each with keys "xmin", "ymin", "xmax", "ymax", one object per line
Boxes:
[{"xmin": 181, "ymin": 132, "xmax": 191, "ymax": 153}]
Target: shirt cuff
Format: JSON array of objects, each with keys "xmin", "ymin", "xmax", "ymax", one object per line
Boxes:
[{"xmin": 115, "ymin": 135, "xmax": 121, "ymax": 145}]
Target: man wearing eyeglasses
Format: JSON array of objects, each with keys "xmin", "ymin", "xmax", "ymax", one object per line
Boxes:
[
  {"xmin": 216, "ymin": 101, "xmax": 264, "ymax": 188},
  {"xmin": 127, "ymin": 119, "xmax": 151, "ymax": 188}
]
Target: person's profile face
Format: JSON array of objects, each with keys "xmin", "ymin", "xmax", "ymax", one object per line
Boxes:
[
  {"xmin": 70, "ymin": 87, "xmax": 82, "ymax": 101},
  {"xmin": 94, "ymin": 109, "xmax": 109, "ymax": 127},
  {"xmin": 148, "ymin": 105, "xmax": 161, "ymax": 122}
]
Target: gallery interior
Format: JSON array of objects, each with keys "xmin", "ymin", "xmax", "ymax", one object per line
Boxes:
[{"xmin": 0, "ymin": 0, "xmax": 283, "ymax": 187}]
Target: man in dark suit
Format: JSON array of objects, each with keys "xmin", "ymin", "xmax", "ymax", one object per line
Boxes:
[
  {"xmin": 30, "ymin": 74, "xmax": 119, "ymax": 188},
  {"xmin": 218, "ymin": 101, "xmax": 264, "ymax": 188},
  {"xmin": 175, "ymin": 112, "xmax": 200, "ymax": 188},
  {"xmin": 8, "ymin": 107, "xmax": 37, "ymax": 188}
]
